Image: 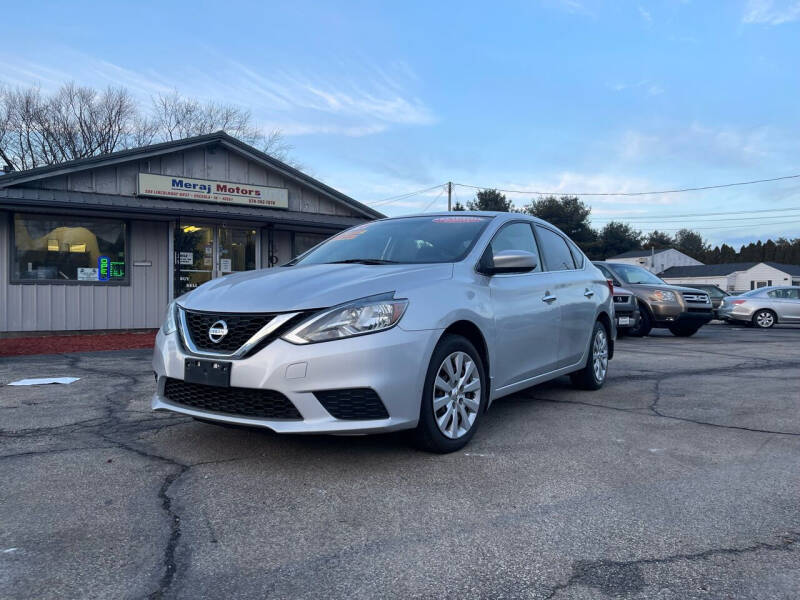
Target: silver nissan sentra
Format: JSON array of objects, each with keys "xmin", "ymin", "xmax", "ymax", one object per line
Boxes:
[{"xmin": 152, "ymin": 212, "xmax": 615, "ymax": 452}]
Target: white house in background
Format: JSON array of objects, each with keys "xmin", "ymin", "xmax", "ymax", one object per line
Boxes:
[
  {"xmin": 605, "ymin": 248, "xmax": 702, "ymax": 273},
  {"xmin": 660, "ymin": 262, "xmax": 800, "ymax": 293}
]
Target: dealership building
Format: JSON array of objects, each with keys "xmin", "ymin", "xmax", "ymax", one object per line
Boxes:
[{"xmin": 0, "ymin": 131, "xmax": 382, "ymax": 333}]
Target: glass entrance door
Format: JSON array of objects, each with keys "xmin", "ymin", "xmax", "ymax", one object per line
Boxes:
[
  {"xmin": 174, "ymin": 224, "xmax": 258, "ymax": 297},
  {"xmin": 218, "ymin": 227, "xmax": 257, "ymax": 275},
  {"xmin": 174, "ymin": 224, "xmax": 215, "ymax": 297}
]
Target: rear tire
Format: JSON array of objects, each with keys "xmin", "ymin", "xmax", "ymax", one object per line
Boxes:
[
  {"xmin": 628, "ymin": 305, "xmax": 652, "ymax": 337},
  {"xmin": 413, "ymin": 334, "xmax": 487, "ymax": 453},
  {"xmin": 752, "ymin": 309, "xmax": 776, "ymax": 329},
  {"xmin": 570, "ymin": 321, "xmax": 609, "ymax": 391},
  {"xmin": 668, "ymin": 325, "xmax": 700, "ymax": 337}
]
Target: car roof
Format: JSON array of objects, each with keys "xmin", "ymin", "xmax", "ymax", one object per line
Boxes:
[{"xmin": 382, "ymin": 211, "xmax": 550, "ymax": 226}]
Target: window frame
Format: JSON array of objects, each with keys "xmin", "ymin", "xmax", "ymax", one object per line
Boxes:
[
  {"xmin": 9, "ymin": 211, "xmax": 132, "ymax": 286},
  {"xmin": 533, "ymin": 224, "xmax": 579, "ymax": 272}
]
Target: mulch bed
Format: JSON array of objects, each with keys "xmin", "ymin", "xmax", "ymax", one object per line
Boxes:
[{"xmin": 0, "ymin": 331, "xmax": 158, "ymax": 357}]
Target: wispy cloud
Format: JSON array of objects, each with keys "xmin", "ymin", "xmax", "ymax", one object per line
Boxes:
[
  {"xmin": 742, "ymin": 0, "xmax": 800, "ymax": 24},
  {"xmin": 637, "ymin": 5, "xmax": 653, "ymax": 25},
  {"xmin": 0, "ymin": 49, "xmax": 436, "ymax": 138},
  {"xmin": 608, "ymin": 79, "xmax": 664, "ymax": 96},
  {"xmin": 619, "ymin": 123, "xmax": 776, "ymax": 166},
  {"xmin": 546, "ymin": 0, "xmax": 593, "ymax": 16}
]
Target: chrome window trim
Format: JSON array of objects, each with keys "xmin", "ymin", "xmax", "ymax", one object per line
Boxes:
[{"xmin": 177, "ymin": 308, "xmax": 301, "ymax": 359}]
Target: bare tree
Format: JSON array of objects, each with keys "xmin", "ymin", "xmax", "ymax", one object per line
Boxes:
[{"xmin": 0, "ymin": 83, "xmax": 294, "ymax": 171}]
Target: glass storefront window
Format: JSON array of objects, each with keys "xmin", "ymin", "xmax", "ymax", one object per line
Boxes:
[{"xmin": 12, "ymin": 214, "xmax": 127, "ymax": 283}]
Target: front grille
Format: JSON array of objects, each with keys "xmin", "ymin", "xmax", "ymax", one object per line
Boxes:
[
  {"xmin": 688, "ymin": 307, "xmax": 712, "ymax": 313},
  {"xmin": 182, "ymin": 310, "xmax": 275, "ymax": 353},
  {"xmin": 314, "ymin": 388, "xmax": 390, "ymax": 420},
  {"xmin": 682, "ymin": 293, "xmax": 709, "ymax": 303},
  {"xmin": 164, "ymin": 378, "xmax": 302, "ymax": 419},
  {"xmin": 613, "ymin": 295, "xmax": 630, "ymax": 303}
]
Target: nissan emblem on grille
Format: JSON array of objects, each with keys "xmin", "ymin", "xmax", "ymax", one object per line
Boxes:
[{"xmin": 208, "ymin": 320, "xmax": 229, "ymax": 343}]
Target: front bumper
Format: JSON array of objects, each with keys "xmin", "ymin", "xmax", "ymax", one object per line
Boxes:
[
  {"xmin": 152, "ymin": 325, "xmax": 441, "ymax": 434},
  {"xmin": 613, "ymin": 304, "xmax": 640, "ymax": 329},
  {"xmin": 650, "ymin": 302, "xmax": 713, "ymax": 326}
]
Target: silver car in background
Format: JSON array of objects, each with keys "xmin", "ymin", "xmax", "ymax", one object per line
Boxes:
[
  {"xmin": 718, "ymin": 286, "xmax": 800, "ymax": 328},
  {"xmin": 153, "ymin": 212, "xmax": 615, "ymax": 452}
]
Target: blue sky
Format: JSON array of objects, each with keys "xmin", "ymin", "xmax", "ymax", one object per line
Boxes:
[{"xmin": 2, "ymin": 0, "xmax": 800, "ymax": 246}]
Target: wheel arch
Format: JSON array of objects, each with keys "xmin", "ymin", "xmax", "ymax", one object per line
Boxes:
[{"xmin": 440, "ymin": 320, "xmax": 491, "ymax": 397}]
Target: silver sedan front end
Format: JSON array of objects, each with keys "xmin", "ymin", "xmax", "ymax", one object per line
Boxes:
[{"xmin": 152, "ymin": 305, "xmax": 441, "ymax": 434}]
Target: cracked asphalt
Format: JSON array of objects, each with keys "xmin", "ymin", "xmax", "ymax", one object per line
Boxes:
[{"xmin": 1, "ymin": 323, "xmax": 799, "ymax": 599}]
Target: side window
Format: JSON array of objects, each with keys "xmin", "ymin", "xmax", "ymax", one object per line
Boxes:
[
  {"xmin": 535, "ymin": 226, "xmax": 575, "ymax": 271},
  {"xmin": 567, "ymin": 239, "xmax": 585, "ymax": 269},
  {"xmin": 769, "ymin": 288, "xmax": 800, "ymax": 299},
  {"xmin": 486, "ymin": 222, "xmax": 542, "ymax": 272}
]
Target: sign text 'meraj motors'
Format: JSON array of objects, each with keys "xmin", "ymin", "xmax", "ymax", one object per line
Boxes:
[{"xmin": 137, "ymin": 173, "xmax": 289, "ymax": 209}]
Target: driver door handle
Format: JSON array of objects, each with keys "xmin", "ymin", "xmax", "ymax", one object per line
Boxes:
[
  {"xmin": 584, "ymin": 289, "xmax": 595, "ymax": 298},
  {"xmin": 542, "ymin": 294, "xmax": 557, "ymax": 304}
]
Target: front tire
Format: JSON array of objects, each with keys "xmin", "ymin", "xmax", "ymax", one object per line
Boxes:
[
  {"xmin": 752, "ymin": 309, "xmax": 776, "ymax": 329},
  {"xmin": 570, "ymin": 321, "xmax": 610, "ymax": 391},
  {"xmin": 413, "ymin": 334, "xmax": 487, "ymax": 453}
]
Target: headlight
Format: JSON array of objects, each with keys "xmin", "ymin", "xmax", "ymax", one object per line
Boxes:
[
  {"xmin": 282, "ymin": 297, "xmax": 408, "ymax": 344},
  {"xmin": 161, "ymin": 301, "xmax": 178, "ymax": 335},
  {"xmin": 649, "ymin": 290, "xmax": 676, "ymax": 302}
]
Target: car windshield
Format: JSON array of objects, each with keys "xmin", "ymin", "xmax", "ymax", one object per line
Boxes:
[
  {"xmin": 606, "ymin": 263, "xmax": 666, "ymax": 285},
  {"xmin": 290, "ymin": 216, "xmax": 492, "ymax": 266}
]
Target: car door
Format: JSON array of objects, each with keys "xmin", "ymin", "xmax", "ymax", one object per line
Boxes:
[
  {"xmin": 534, "ymin": 226, "xmax": 598, "ymax": 368},
  {"xmin": 487, "ymin": 221, "xmax": 562, "ymax": 389}
]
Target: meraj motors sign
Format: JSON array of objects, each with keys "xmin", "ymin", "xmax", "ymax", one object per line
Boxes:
[{"xmin": 137, "ymin": 173, "xmax": 289, "ymax": 209}]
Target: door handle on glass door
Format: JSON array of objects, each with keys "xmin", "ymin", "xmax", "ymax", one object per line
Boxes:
[
  {"xmin": 584, "ymin": 289, "xmax": 595, "ymax": 298},
  {"xmin": 542, "ymin": 293, "xmax": 557, "ymax": 303}
]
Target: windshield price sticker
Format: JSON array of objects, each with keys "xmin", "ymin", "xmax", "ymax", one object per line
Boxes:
[
  {"xmin": 432, "ymin": 217, "xmax": 485, "ymax": 223},
  {"xmin": 333, "ymin": 225, "xmax": 370, "ymax": 241}
]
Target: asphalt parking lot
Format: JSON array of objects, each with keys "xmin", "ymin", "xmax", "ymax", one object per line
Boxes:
[{"xmin": 1, "ymin": 323, "xmax": 799, "ymax": 600}]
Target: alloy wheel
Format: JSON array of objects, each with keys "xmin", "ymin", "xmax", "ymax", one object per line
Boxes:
[
  {"xmin": 592, "ymin": 328, "xmax": 609, "ymax": 382},
  {"xmin": 755, "ymin": 311, "xmax": 775, "ymax": 328},
  {"xmin": 433, "ymin": 351, "xmax": 481, "ymax": 439}
]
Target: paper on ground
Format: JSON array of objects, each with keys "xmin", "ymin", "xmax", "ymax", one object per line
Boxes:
[{"xmin": 8, "ymin": 377, "xmax": 80, "ymax": 386}]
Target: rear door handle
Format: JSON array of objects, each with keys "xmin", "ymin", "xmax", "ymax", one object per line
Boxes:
[
  {"xmin": 542, "ymin": 294, "xmax": 557, "ymax": 303},
  {"xmin": 584, "ymin": 289, "xmax": 595, "ymax": 298}
]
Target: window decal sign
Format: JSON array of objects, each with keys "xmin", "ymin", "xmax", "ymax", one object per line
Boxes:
[
  {"xmin": 138, "ymin": 173, "xmax": 289, "ymax": 209},
  {"xmin": 97, "ymin": 256, "xmax": 111, "ymax": 281}
]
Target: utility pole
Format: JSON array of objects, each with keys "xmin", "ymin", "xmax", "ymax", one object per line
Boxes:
[{"xmin": 447, "ymin": 181, "xmax": 452, "ymax": 211}]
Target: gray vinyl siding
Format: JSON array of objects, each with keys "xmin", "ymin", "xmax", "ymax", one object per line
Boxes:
[
  {"xmin": 1, "ymin": 219, "xmax": 169, "ymax": 332},
  {"xmin": 26, "ymin": 147, "xmax": 363, "ymax": 219}
]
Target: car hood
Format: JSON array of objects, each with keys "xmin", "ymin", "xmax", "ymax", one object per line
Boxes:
[{"xmin": 179, "ymin": 263, "xmax": 454, "ymax": 313}]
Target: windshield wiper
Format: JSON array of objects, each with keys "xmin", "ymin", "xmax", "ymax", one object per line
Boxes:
[{"xmin": 325, "ymin": 258, "xmax": 398, "ymax": 265}]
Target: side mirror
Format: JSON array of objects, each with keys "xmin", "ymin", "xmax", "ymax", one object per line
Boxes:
[{"xmin": 485, "ymin": 249, "xmax": 538, "ymax": 275}]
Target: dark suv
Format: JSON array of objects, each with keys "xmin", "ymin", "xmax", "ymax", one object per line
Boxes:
[{"xmin": 594, "ymin": 262, "xmax": 714, "ymax": 337}]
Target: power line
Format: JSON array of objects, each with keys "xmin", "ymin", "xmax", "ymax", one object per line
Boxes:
[
  {"xmin": 641, "ymin": 220, "xmax": 800, "ymax": 232},
  {"xmin": 422, "ymin": 186, "xmax": 446, "ymax": 212},
  {"xmin": 366, "ymin": 183, "xmax": 447, "ymax": 206},
  {"xmin": 591, "ymin": 209, "xmax": 800, "ymax": 224},
  {"xmin": 453, "ymin": 172, "xmax": 800, "ymax": 197}
]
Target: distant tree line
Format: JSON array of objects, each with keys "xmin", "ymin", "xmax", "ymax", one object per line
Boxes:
[
  {"xmin": 0, "ymin": 82, "xmax": 293, "ymax": 172},
  {"xmin": 456, "ymin": 189, "xmax": 800, "ymax": 264}
]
